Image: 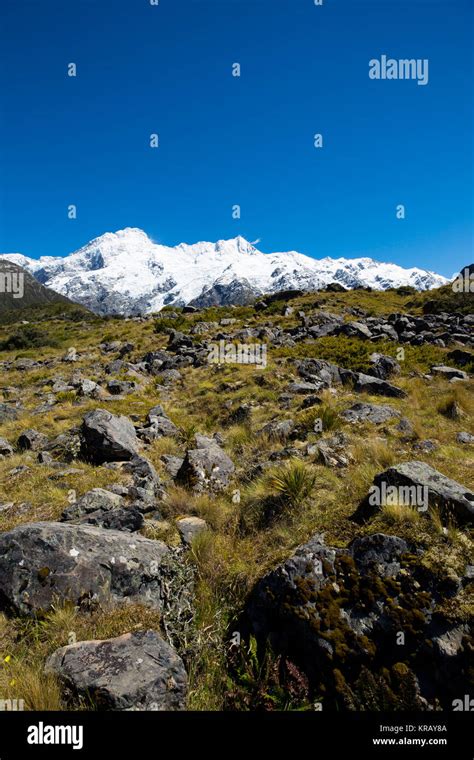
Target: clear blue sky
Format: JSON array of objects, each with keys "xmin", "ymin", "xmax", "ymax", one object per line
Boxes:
[{"xmin": 0, "ymin": 0, "xmax": 472, "ymax": 277}]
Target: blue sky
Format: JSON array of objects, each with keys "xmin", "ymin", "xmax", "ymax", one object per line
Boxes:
[{"xmin": 0, "ymin": 0, "xmax": 472, "ymax": 277}]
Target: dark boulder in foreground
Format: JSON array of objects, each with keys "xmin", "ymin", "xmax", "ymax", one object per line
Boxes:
[
  {"xmin": 0, "ymin": 522, "xmax": 170, "ymax": 616},
  {"xmin": 45, "ymin": 630, "xmax": 187, "ymax": 711},
  {"xmin": 240, "ymin": 532, "xmax": 471, "ymax": 710}
]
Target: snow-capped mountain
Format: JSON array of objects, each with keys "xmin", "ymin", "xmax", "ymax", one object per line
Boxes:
[{"xmin": 0, "ymin": 228, "xmax": 448, "ymax": 316}]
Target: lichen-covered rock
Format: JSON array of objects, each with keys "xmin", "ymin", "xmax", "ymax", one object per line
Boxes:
[
  {"xmin": 241, "ymin": 532, "xmax": 470, "ymax": 710},
  {"xmin": 45, "ymin": 630, "xmax": 187, "ymax": 711},
  {"xmin": 0, "ymin": 522, "xmax": 170, "ymax": 616}
]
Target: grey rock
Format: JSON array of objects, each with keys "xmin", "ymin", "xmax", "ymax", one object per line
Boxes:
[
  {"xmin": 413, "ymin": 439, "xmax": 438, "ymax": 453},
  {"xmin": 313, "ymin": 432, "xmax": 350, "ymax": 468},
  {"xmin": 17, "ymin": 429, "xmax": 49, "ymax": 451},
  {"xmin": 81, "ymin": 409, "xmax": 139, "ymax": 464},
  {"xmin": 107, "ymin": 380, "xmax": 137, "ymax": 396},
  {"xmin": 431, "ymin": 365, "xmax": 469, "ymax": 381},
  {"xmin": 147, "ymin": 405, "xmax": 166, "ymax": 422},
  {"xmin": 138, "ymin": 416, "xmax": 179, "ymax": 441},
  {"xmin": 287, "ymin": 381, "xmax": 323, "ymax": 395},
  {"xmin": 161, "ymin": 455, "xmax": 185, "ymax": 479},
  {"xmin": 63, "ymin": 347, "xmax": 78, "ymax": 362},
  {"xmin": 125, "ymin": 455, "xmax": 161, "ymax": 496},
  {"xmin": 77, "ymin": 379, "xmax": 100, "ymax": 397},
  {"xmin": 106, "ymin": 360, "xmax": 124, "ymax": 375},
  {"xmin": 456, "ymin": 432, "xmax": 474, "ymax": 444},
  {"xmin": 341, "ymin": 370, "xmax": 407, "ymax": 399},
  {"xmin": 0, "ymin": 403, "xmax": 18, "ymax": 423},
  {"xmin": 368, "ymin": 353, "xmax": 401, "ymax": 380},
  {"xmin": 258, "ymin": 419, "xmax": 295, "ymax": 441},
  {"xmin": 0, "ymin": 437, "xmax": 14, "ymax": 457},
  {"xmin": 100, "ymin": 341, "xmax": 123, "ymax": 353},
  {"xmin": 60, "ymin": 488, "xmax": 123, "ymax": 521},
  {"xmin": 176, "ymin": 442, "xmax": 235, "ymax": 492},
  {"xmin": 341, "ymin": 402, "xmax": 400, "ymax": 425},
  {"xmin": 338, "ymin": 321, "xmax": 373, "ymax": 340},
  {"xmin": 0, "ymin": 522, "xmax": 171, "ymax": 616},
  {"xmin": 356, "ymin": 461, "xmax": 474, "ymax": 525},
  {"xmin": 45, "ymin": 630, "xmax": 187, "ymax": 711},
  {"xmin": 350, "ymin": 533, "xmax": 409, "ymax": 578},
  {"xmin": 37, "ymin": 450, "xmax": 53, "ymax": 464},
  {"xmin": 176, "ymin": 516, "xmax": 208, "ymax": 545},
  {"xmin": 396, "ymin": 417, "xmax": 414, "ymax": 436}
]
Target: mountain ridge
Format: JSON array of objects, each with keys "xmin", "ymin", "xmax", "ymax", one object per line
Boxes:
[{"xmin": 0, "ymin": 227, "xmax": 449, "ymax": 316}]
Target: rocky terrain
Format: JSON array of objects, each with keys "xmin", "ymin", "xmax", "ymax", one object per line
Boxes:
[{"xmin": 0, "ymin": 282, "xmax": 472, "ymax": 711}]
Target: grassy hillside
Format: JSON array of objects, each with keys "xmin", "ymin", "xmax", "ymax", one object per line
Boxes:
[{"xmin": 0, "ymin": 285, "xmax": 472, "ymax": 711}]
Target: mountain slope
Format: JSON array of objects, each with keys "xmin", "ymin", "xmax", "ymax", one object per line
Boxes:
[
  {"xmin": 0, "ymin": 228, "xmax": 448, "ymax": 316},
  {"xmin": 0, "ymin": 259, "xmax": 90, "ymax": 320}
]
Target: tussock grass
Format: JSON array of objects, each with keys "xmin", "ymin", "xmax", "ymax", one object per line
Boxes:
[{"xmin": 380, "ymin": 503, "xmax": 422, "ymax": 526}]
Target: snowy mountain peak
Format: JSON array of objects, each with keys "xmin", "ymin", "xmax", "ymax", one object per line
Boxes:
[{"xmin": 0, "ymin": 229, "xmax": 449, "ymax": 316}]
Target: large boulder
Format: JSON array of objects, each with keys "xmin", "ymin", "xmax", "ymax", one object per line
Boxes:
[
  {"xmin": 355, "ymin": 461, "xmax": 474, "ymax": 525},
  {"xmin": 241, "ymin": 532, "xmax": 469, "ymax": 709},
  {"xmin": 80, "ymin": 409, "xmax": 139, "ymax": 463},
  {"xmin": 0, "ymin": 522, "xmax": 170, "ymax": 616},
  {"xmin": 45, "ymin": 630, "xmax": 187, "ymax": 711}
]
